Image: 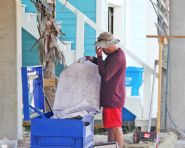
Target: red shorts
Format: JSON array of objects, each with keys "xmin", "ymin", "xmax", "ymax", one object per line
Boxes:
[{"xmin": 103, "ymin": 107, "xmax": 122, "ymax": 128}]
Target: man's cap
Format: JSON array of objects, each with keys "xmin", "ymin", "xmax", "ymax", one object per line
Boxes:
[{"xmin": 94, "ymin": 32, "xmax": 120, "ymax": 48}]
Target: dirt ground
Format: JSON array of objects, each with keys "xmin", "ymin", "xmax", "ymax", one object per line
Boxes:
[{"xmin": 17, "ymin": 129, "xmax": 185, "ymax": 148}]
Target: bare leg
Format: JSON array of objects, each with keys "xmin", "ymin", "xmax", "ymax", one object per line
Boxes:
[
  {"xmin": 107, "ymin": 128, "xmax": 114, "ymax": 142},
  {"xmin": 112, "ymin": 127, "xmax": 124, "ymax": 148}
]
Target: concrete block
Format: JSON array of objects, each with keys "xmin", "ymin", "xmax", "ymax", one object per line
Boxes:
[
  {"xmin": 167, "ymin": 0, "xmax": 185, "ymax": 131},
  {"xmin": 0, "ymin": 138, "xmax": 17, "ymax": 148},
  {"xmin": 158, "ymin": 132, "xmax": 177, "ymax": 148},
  {"xmin": 125, "ymin": 143, "xmax": 156, "ymax": 148}
]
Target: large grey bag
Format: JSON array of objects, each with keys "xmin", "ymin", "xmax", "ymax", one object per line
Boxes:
[{"xmin": 53, "ymin": 60, "xmax": 101, "ymax": 119}]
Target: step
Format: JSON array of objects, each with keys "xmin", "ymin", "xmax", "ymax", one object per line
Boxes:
[
  {"xmin": 63, "ymin": 41, "xmax": 73, "ymax": 51},
  {"xmin": 26, "ymin": 13, "xmax": 37, "ymax": 22},
  {"xmin": 21, "ymin": 4, "xmax": 27, "ymax": 13},
  {"xmin": 59, "ymin": 41, "xmax": 75, "ymax": 66},
  {"xmin": 125, "ymin": 96, "xmax": 142, "ymax": 118}
]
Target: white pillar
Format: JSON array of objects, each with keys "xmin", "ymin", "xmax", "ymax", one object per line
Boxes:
[
  {"xmin": 143, "ymin": 67, "xmax": 152, "ymax": 120},
  {"xmin": 113, "ymin": 2, "xmax": 125, "ymax": 45},
  {"xmin": 96, "ymin": 0, "xmax": 108, "ymax": 36},
  {"xmin": 0, "ymin": 0, "xmax": 22, "ymax": 140},
  {"xmin": 76, "ymin": 12, "xmax": 85, "ymax": 59}
]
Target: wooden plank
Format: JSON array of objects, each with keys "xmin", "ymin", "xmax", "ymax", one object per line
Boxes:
[
  {"xmin": 44, "ymin": 78, "xmax": 57, "ymax": 87},
  {"xmin": 146, "ymin": 35, "xmax": 185, "ymax": 39},
  {"xmin": 156, "ymin": 39, "xmax": 163, "ymax": 138},
  {"xmin": 23, "ymin": 121, "xmax": 30, "ymax": 127},
  {"xmin": 28, "ymin": 75, "xmax": 38, "ymax": 80},
  {"xmin": 125, "ymin": 143, "xmax": 156, "ymax": 148}
]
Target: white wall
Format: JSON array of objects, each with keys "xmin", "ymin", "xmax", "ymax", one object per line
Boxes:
[
  {"xmin": 146, "ymin": 0, "xmax": 159, "ymax": 67},
  {"xmin": 125, "ymin": 0, "xmax": 147, "ymax": 66},
  {"xmin": 125, "ymin": 0, "xmax": 158, "ymax": 119},
  {"xmin": 146, "ymin": 0, "xmax": 158, "ymax": 118},
  {"xmin": 125, "ymin": 0, "xmax": 158, "ymax": 65}
]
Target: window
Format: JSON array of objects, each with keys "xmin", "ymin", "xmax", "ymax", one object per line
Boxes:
[{"xmin": 108, "ymin": 7, "xmax": 114, "ymax": 34}]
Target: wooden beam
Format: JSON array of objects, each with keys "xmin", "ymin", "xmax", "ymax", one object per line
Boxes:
[
  {"xmin": 146, "ymin": 35, "xmax": 185, "ymax": 39},
  {"xmin": 156, "ymin": 39, "xmax": 163, "ymax": 136}
]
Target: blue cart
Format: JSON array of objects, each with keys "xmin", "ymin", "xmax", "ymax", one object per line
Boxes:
[{"xmin": 21, "ymin": 66, "xmax": 94, "ymax": 148}]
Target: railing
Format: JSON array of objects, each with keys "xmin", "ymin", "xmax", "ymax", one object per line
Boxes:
[
  {"xmin": 59, "ymin": 0, "xmax": 103, "ymax": 60},
  {"xmin": 59, "ymin": 0, "xmax": 156, "ymax": 73}
]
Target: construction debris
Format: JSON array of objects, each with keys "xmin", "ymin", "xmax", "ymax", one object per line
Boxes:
[{"xmin": 0, "ymin": 138, "xmax": 17, "ymax": 148}]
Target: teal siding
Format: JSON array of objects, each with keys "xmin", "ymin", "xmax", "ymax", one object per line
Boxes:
[
  {"xmin": 22, "ymin": 29, "xmax": 64, "ymax": 76},
  {"xmin": 21, "ymin": 0, "xmax": 36, "ymax": 13},
  {"xmin": 84, "ymin": 23, "xmax": 96, "ymax": 56},
  {"xmin": 56, "ymin": 0, "xmax": 96, "ymax": 56},
  {"xmin": 22, "ymin": 0, "xmax": 97, "ymax": 76},
  {"xmin": 22, "ymin": 29, "xmax": 39, "ymax": 66}
]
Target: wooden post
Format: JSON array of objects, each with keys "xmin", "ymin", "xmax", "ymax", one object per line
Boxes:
[
  {"xmin": 146, "ymin": 35, "xmax": 185, "ymax": 143},
  {"xmin": 146, "ymin": 36, "xmax": 165, "ymax": 137},
  {"xmin": 157, "ymin": 37, "xmax": 164, "ymax": 136}
]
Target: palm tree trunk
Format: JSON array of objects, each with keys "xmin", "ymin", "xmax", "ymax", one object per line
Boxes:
[
  {"xmin": 32, "ymin": 0, "xmax": 64, "ymax": 111},
  {"xmin": 44, "ymin": 60, "xmax": 56, "ymax": 111},
  {"xmin": 44, "ymin": 0, "xmax": 56, "ymax": 111}
]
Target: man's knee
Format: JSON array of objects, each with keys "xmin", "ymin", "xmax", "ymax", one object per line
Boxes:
[{"xmin": 112, "ymin": 127, "xmax": 122, "ymax": 133}]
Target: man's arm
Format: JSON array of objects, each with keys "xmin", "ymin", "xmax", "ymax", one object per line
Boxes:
[
  {"xmin": 85, "ymin": 56, "xmax": 98, "ymax": 65},
  {"xmin": 92, "ymin": 57, "xmax": 98, "ymax": 65},
  {"xmin": 97, "ymin": 55, "xmax": 121, "ymax": 81}
]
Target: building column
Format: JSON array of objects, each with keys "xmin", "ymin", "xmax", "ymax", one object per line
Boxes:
[
  {"xmin": 167, "ymin": 0, "xmax": 185, "ymax": 131},
  {"xmin": 0, "ymin": 0, "xmax": 22, "ymax": 140}
]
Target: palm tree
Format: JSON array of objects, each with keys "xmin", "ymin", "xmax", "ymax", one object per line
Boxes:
[{"xmin": 31, "ymin": 0, "xmax": 65, "ymax": 111}]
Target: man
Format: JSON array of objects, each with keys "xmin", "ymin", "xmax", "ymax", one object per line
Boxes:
[{"xmin": 94, "ymin": 32, "xmax": 126, "ymax": 148}]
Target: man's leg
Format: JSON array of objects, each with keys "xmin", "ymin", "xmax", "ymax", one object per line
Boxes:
[
  {"xmin": 112, "ymin": 127, "xmax": 124, "ymax": 148},
  {"xmin": 107, "ymin": 128, "xmax": 114, "ymax": 142},
  {"xmin": 103, "ymin": 107, "xmax": 124, "ymax": 147}
]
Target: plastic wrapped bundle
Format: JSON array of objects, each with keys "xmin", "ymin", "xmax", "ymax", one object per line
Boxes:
[{"xmin": 52, "ymin": 60, "xmax": 101, "ymax": 119}]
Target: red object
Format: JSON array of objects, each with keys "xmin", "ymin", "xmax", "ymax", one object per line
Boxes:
[
  {"xmin": 133, "ymin": 131, "xmax": 156, "ymax": 143},
  {"xmin": 144, "ymin": 133, "xmax": 151, "ymax": 138},
  {"xmin": 103, "ymin": 107, "xmax": 122, "ymax": 128}
]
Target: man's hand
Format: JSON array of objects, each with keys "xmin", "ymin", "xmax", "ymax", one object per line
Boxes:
[
  {"xmin": 85, "ymin": 56, "xmax": 93, "ymax": 61},
  {"xmin": 96, "ymin": 47, "xmax": 102, "ymax": 57}
]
